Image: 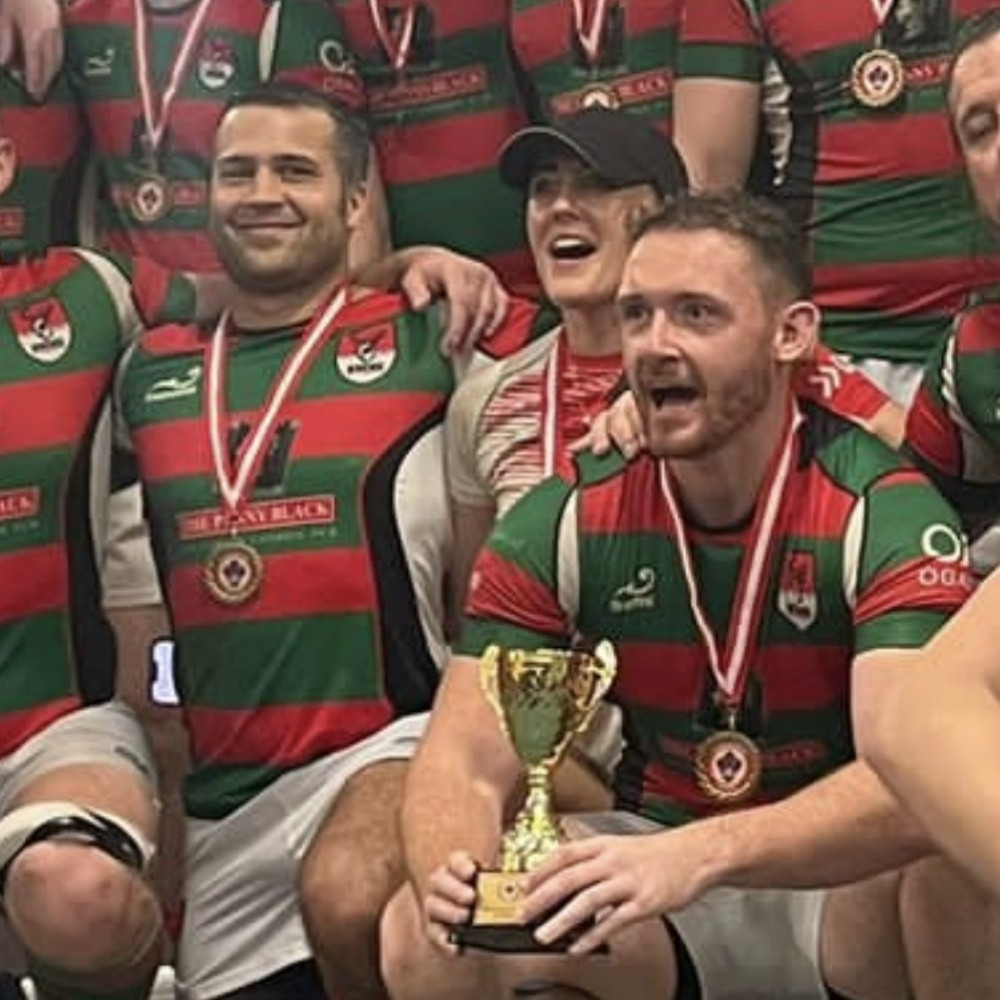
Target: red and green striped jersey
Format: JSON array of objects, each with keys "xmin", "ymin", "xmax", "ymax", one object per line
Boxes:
[
  {"xmin": 0, "ymin": 68, "xmax": 88, "ymax": 260},
  {"xmin": 0, "ymin": 247, "xmax": 195, "ymax": 759},
  {"xmin": 510, "ymin": 0, "xmax": 679, "ymax": 127},
  {"xmin": 64, "ymin": 0, "xmax": 362, "ymax": 273},
  {"xmin": 905, "ymin": 288, "xmax": 1000, "ymax": 537},
  {"xmin": 459, "ymin": 403, "xmax": 969, "ymax": 827},
  {"xmin": 116, "ymin": 289, "xmax": 538, "ymax": 819},
  {"xmin": 678, "ymin": 0, "xmax": 1000, "ymax": 364},
  {"xmin": 334, "ymin": 1, "xmax": 535, "ymax": 294}
]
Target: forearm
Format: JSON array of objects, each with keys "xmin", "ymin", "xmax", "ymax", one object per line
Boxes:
[
  {"xmin": 699, "ymin": 761, "xmax": 932, "ymax": 891},
  {"xmin": 107, "ymin": 605, "xmax": 191, "ymax": 917},
  {"xmin": 353, "ymin": 244, "xmax": 431, "ymax": 291},
  {"xmin": 402, "ymin": 747, "xmax": 512, "ymax": 900}
]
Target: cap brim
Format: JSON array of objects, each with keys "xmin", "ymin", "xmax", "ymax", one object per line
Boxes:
[{"xmin": 497, "ymin": 126, "xmax": 600, "ymax": 191}]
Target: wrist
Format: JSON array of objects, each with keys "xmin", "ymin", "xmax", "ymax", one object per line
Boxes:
[{"xmin": 686, "ymin": 813, "xmax": 741, "ymax": 893}]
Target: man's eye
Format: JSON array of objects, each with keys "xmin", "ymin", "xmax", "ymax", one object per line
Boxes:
[
  {"xmin": 279, "ymin": 164, "xmax": 315, "ymax": 180},
  {"xmin": 677, "ymin": 300, "xmax": 717, "ymax": 326},
  {"xmin": 620, "ymin": 301, "xmax": 649, "ymax": 323},
  {"xmin": 961, "ymin": 112, "xmax": 998, "ymax": 147},
  {"xmin": 217, "ymin": 165, "xmax": 252, "ymax": 181}
]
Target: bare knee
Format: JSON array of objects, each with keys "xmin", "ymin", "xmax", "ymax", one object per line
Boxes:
[
  {"xmin": 6, "ymin": 841, "xmax": 159, "ymax": 972},
  {"xmin": 823, "ymin": 869, "xmax": 909, "ymax": 1000},
  {"xmin": 900, "ymin": 856, "xmax": 1000, "ymax": 999},
  {"xmin": 380, "ymin": 886, "xmax": 486, "ymax": 1000},
  {"xmin": 300, "ymin": 827, "xmax": 399, "ymax": 947}
]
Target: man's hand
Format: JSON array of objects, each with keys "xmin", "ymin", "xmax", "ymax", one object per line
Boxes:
[
  {"xmin": 395, "ymin": 246, "xmax": 510, "ymax": 355},
  {"xmin": 570, "ymin": 390, "xmax": 645, "ymax": 459},
  {"xmin": 519, "ymin": 828, "xmax": 717, "ymax": 954},
  {"xmin": 0, "ymin": 0, "xmax": 63, "ymax": 100},
  {"xmin": 422, "ymin": 850, "xmax": 479, "ymax": 955}
]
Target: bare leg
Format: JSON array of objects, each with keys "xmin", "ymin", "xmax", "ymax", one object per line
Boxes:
[
  {"xmin": 5, "ymin": 763, "xmax": 163, "ymax": 1000},
  {"xmin": 901, "ymin": 856, "xmax": 1000, "ymax": 1000},
  {"xmin": 299, "ymin": 759, "xmax": 409, "ymax": 999},
  {"xmin": 379, "ymin": 882, "xmax": 676, "ymax": 1000},
  {"xmin": 821, "ymin": 869, "xmax": 911, "ymax": 1000}
]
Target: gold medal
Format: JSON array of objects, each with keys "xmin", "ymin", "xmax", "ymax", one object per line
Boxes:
[
  {"xmin": 850, "ymin": 48, "xmax": 905, "ymax": 108},
  {"xmin": 694, "ymin": 729, "xmax": 762, "ymax": 804},
  {"xmin": 203, "ymin": 539, "xmax": 263, "ymax": 606},
  {"xmin": 130, "ymin": 174, "xmax": 171, "ymax": 224}
]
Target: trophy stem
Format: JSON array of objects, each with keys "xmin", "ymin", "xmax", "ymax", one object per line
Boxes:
[{"xmin": 500, "ymin": 764, "xmax": 561, "ymax": 873}]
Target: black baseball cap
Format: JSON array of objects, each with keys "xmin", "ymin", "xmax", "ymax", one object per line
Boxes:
[{"xmin": 498, "ymin": 108, "xmax": 688, "ymax": 198}]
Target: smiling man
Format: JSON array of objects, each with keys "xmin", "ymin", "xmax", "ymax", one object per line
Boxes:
[
  {"xmin": 112, "ymin": 83, "xmax": 536, "ymax": 1000},
  {"xmin": 380, "ymin": 191, "xmax": 974, "ymax": 1000}
]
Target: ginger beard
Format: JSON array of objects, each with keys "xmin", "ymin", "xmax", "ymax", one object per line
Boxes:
[{"xmin": 620, "ymin": 228, "xmax": 783, "ymax": 462}]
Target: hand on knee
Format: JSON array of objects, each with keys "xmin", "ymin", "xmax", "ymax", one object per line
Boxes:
[{"xmin": 5, "ymin": 841, "xmax": 162, "ymax": 973}]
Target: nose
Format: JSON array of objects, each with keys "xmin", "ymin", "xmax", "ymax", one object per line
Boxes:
[
  {"xmin": 644, "ymin": 309, "xmax": 683, "ymax": 355},
  {"xmin": 550, "ymin": 179, "xmax": 575, "ymax": 213},
  {"xmin": 246, "ymin": 165, "xmax": 284, "ymax": 202}
]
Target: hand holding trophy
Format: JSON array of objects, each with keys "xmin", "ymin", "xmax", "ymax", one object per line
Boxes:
[{"xmin": 451, "ymin": 641, "xmax": 617, "ymax": 953}]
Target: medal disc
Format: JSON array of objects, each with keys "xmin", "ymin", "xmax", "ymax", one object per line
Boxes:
[
  {"xmin": 203, "ymin": 540, "xmax": 263, "ymax": 606},
  {"xmin": 850, "ymin": 48, "xmax": 905, "ymax": 108},
  {"xmin": 694, "ymin": 729, "xmax": 763, "ymax": 804},
  {"xmin": 130, "ymin": 175, "xmax": 171, "ymax": 224}
]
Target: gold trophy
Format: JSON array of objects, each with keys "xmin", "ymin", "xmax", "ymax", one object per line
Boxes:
[{"xmin": 453, "ymin": 641, "xmax": 617, "ymax": 953}]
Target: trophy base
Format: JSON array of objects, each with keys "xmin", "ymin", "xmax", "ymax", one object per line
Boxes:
[{"xmin": 451, "ymin": 870, "xmax": 606, "ymax": 954}]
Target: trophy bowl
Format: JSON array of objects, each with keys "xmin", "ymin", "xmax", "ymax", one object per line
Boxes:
[{"xmin": 452, "ymin": 641, "xmax": 616, "ymax": 953}]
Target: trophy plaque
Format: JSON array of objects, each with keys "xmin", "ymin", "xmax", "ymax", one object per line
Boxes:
[{"xmin": 453, "ymin": 641, "xmax": 617, "ymax": 953}]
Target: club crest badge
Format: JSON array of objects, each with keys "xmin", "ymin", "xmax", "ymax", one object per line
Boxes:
[
  {"xmin": 335, "ymin": 324, "xmax": 397, "ymax": 385},
  {"xmin": 777, "ymin": 549, "xmax": 818, "ymax": 631},
  {"xmin": 198, "ymin": 37, "xmax": 237, "ymax": 90},
  {"xmin": 11, "ymin": 297, "xmax": 72, "ymax": 364}
]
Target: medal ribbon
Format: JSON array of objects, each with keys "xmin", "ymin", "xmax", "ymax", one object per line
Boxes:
[
  {"xmin": 867, "ymin": 0, "xmax": 896, "ymax": 29},
  {"xmin": 367, "ymin": 0, "xmax": 417, "ymax": 72},
  {"xmin": 571, "ymin": 0, "xmax": 611, "ymax": 67},
  {"xmin": 207, "ymin": 287, "xmax": 349, "ymax": 519},
  {"xmin": 134, "ymin": 0, "xmax": 216, "ymax": 158},
  {"xmin": 540, "ymin": 330, "xmax": 566, "ymax": 479},
  {"xmin": 658, "ymin": 403, "xmax": 802, "ymax": 714}
]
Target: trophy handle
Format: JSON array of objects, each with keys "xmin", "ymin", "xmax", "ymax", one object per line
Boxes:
[{"xmin": 480, "ymin": 644, "xmax": 504, "ymax": 725}]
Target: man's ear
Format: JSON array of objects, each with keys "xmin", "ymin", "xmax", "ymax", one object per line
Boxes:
[
  {"xmin": 773, "ymin": 300, "xmax": 820, "ymax": 364},
  {"xmin": 344, "ymin": 177, "xmax": 371, "ymax": 235},
  {"xmin": 0, "ymin": 138, "xmax": 18, "ymax": 199}
]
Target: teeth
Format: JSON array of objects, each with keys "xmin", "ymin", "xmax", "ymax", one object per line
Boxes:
[{"xmin": 552, "ymin": 236, "xmax": 589, "ymax": 250}]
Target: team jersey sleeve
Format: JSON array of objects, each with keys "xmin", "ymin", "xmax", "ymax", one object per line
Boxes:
[
  {"xmin": 904, "ymin": 305, "xmax": 1000, "ymax": 536},
  {"xmin": 794, "ymin": 345, "xmax": 889, "ymax": 422},
  {"xmin": 456, "ymin": 476, "xmax": 578, "ymax": 656},
  {"xmin": 103, "ymin": 344, "xmax": 164, "ymax": 609},
  {"xmin": 847, "ymin": 468, "xmax": 971, "ymax": 655},
  {"xmin": 75, "ymin": 248, "xmax": 198, "ymax": 339},
  {"xmin": 445, "ymin": 368, "xmax": 496, "ymax": 508},
  {"xmin": 265, "ymin": 0, "xmax": 365, "ymax": 111},
  {"xmin": 677, "ymin": 0, "xmax": 766, "ymax": 83},
  {"xmin": 101, "ymin": 479, "xmax": 164, "ymax": 609},
  {"xmin": 468, "ymin": 296, "xmax": 551, "ymax": 368}
]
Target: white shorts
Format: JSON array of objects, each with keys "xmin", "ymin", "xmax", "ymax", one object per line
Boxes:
[
  {"xmin": 575, "ymin": 812, "xmax": 827, "ymax": 1000},
  {"xmin": 0, "ymin": 701, "xmax": 156, "ymax": 974},
  {"xmin": 0, "ymin": 701, "xmax": 156, "ymax": 811},
  {"xmin": 176, "ymin": 712, "xmax": 428, "ymax": 1000}
]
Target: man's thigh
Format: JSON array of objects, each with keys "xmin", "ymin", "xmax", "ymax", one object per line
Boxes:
[
  {"xmin": 570, "ymin": 812, "xmax": 828, "ymax": 1000},
  {"xmin": 178, "ymin": 713, "xmax": 426, "ymax": 1000}
]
